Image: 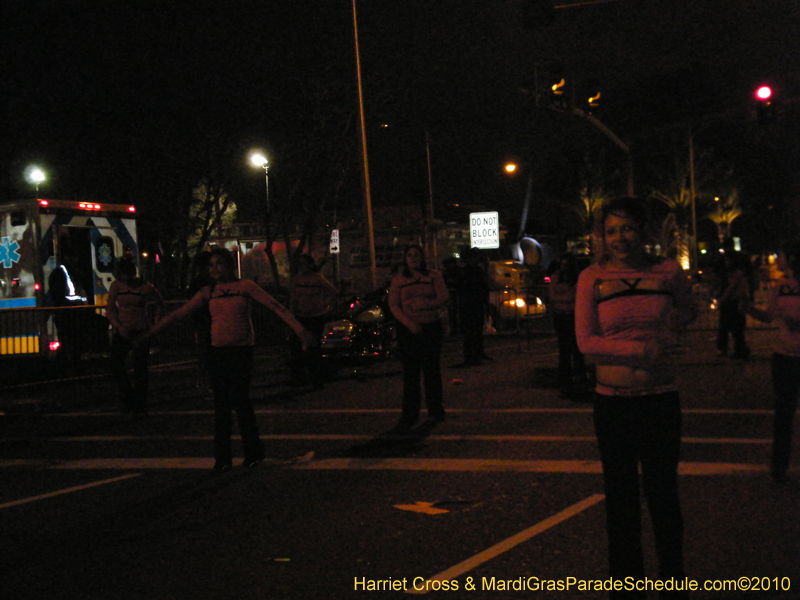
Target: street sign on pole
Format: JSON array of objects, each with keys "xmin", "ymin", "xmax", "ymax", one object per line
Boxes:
[
  {"xmin": 469, "ymin": 212, "xmax": 500, "ymax": 249},
  {"xmin": 330, "ymin": 229, "xmax": 340, "ymax": 254}
]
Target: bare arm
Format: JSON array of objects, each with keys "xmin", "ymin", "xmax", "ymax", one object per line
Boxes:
[
  {"xmin": 107, "ymin": 282, "xmax": 122, "ymax": 333},
  {"xmin": 247, "ymin": 282, "xmax": 317, "ymax": 350},
  {"xmin": 746, "ymin": 282, "xmax": 777, "ymax": 323},
  {"xmin": 144, "ymin": 289, "xmax": 206, "ymax": 340}
]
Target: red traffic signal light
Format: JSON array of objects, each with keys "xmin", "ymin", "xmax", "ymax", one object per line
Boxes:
[
  {"xmin": 754, "ymin": 84, "xmax": 776, "ymax": 125},
  {"xmin": 754, "ymin": 85, "xmax": 772, "ymax": 101}
]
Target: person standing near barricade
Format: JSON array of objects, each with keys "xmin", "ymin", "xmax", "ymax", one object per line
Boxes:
[
  {"xmin": 576, "ymin": 197, "xmax": 696, "ymax": 597},
  {"xmin": 715, "ymin": 248, "xmax": 752, "ymax": 359},
  {"xmin": 107, "ymin": 256, "xmax": 163, "ymax": 417},
  {"xmin": 549, "ymin": 253, "xmax": 587, "ymax": 393},
  {"xmin": 746, "ymin": 238, "xmax": 800, "ymax": 483},
  {"xmin": 289, "ymin": 254, "xmax": 338, "ymax": 388},
  {"xmin": 389, "ymin": 244, "xmax": 450, "ymax": 430},
  {"xmin": 453, "ymin": 247, "xmax": 492, "ymax": 368},
  {"xmin": 140, "ymin": 247, "xmax": 316, "ymax": 472},
  {"xmin": 187, "ymin": 251, "xmax": 213, "ymax": 386}
]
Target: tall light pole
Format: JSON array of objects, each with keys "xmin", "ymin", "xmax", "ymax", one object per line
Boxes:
[
  {"xmin": 352, "ymin": 0, "xmax": 378, "ymax": 290},
  {"xmin": 249, "ymin": 152, "xmax": 270, "ymax": 214}
]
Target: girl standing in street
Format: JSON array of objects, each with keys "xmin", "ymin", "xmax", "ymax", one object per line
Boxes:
[
  {"xmin": 388, "ymin": 244, "xmax": 450, "ymax": 430},
  {"xmin": 289, "ymin": 254, "xmax": 338, "ymax": 387},
  {"xmin": 143, "ymin": 248, "xmax": 315, "ymax": 471},
  {"xmin": 549, "ymin": 253, "xmax": 587, "ymax": 392},
  {"xmin": 746, "ymin": 239, "xmax": 800, "ymax": 483},
  {"xmin": 576, "ymin": 197, "xmax": 696, "ymax": 597},
  {"xmin": 107, "ymin": 256, "xmax": 163, "ymax": 417}
]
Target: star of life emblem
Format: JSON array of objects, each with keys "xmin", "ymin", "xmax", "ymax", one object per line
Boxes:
[
  {"xmin": 97, "ymin": 243, "xmax": 114, "ymax": 267},
  {"xmin": 0, "ymin": 236, "xmax": 21, "ymax": 268}
]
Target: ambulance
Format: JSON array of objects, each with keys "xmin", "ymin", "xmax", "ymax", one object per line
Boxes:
[{"xmin": 0, "ymin": 198, "xmax": 138, "ymax": 356}]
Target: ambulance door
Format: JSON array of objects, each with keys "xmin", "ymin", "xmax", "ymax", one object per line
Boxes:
[
  {"xmin": 55, "ymin": 226, "xmax": 94, "ymax": 305},
  {"xmin": 91, "ymin": 228, "xmax": 121, "ymax": 306}
]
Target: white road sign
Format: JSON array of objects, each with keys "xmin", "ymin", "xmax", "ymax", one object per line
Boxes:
[
  {"xmin": 330, "ymin": 229, "xmax": 340, "ymax": 254},
  {"xmin": 469, "ymin": 211, "xmax": 500, "ymax": 249}
]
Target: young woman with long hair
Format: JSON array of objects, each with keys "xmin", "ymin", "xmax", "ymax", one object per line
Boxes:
[
  {"xmin": 746, "ymin": 238, "xmax": 800, "ymax": 483},
  {"xmin": 143, "ymin": 248, "xmax": 315, "ymax": 471},
  {"xmin": 388, "ymin": 244, "xmax": 450, "ymax": 430},
  {"xmin": 576, "ymin": 197, "xmax": 696, "ymax": 597}
]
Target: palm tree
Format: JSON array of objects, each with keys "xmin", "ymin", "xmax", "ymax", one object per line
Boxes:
[
  {"xmin": 649, "ymin": 141, "xmax": 731, "ymax": 269},
  {"xmin": 651, "ymin": 187, "xmax": 692, "ymax": 268},
  {"xmin": 707, "ymin": 189, "xmax": 743, "ymax": 245}
]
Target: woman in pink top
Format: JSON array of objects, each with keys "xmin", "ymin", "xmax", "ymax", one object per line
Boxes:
[
  {"xmin": 746, "ymin": 238, "xmax": 800, "ymax": 482},
  {"xmin": 289, "ymin": 254, "xmax": 338, "ymax": 387},
  {"xmin": 388, "ymin": 244, "xmax": 450, "ymax": 430},
  {"xmin": 107, "ymin": 256, "xmax": 163, "ymax": 417},
  {"xmin": 576, "ymin": 197, "xmax": 696, "ymax": 597},
  {"xmin": 144, "ymin": 248, "xmax": 315, "ymax": 472}
]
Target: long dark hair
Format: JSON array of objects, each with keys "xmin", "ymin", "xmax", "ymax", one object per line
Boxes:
[
  {"xmin": 208, "ymin": 247, "xmax": 237, "ymax": 285},
  {"xmin": 402, "ymin": 244, "xmax": 429, "ymax": 277}
]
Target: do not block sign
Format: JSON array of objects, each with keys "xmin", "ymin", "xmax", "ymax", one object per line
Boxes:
[{"xmin": 470, "ymin": 211, "xmax": 500, "ymax": 249}]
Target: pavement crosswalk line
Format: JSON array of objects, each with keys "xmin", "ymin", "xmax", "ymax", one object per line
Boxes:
[{"xmin": 1, "ymin": 457, "xmax": 777, "ymax": 475}]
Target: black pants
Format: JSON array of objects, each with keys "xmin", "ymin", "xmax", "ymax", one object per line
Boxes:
[
  {"xmin": 717, "ymin": 302, "xmax": 748, "ymax": 357},
  {"xmin": 552, "ymin": 312, "xmax": 586, "ymax": 385},
  {"xmin": 290, "ymin": 314, "xmax": 327, "ymax": 387},
  {"xmin": 771, "ymin": 353, "xmax": 800, "ymax": 479},
  {"xmin": 461, "ymin": 305, "xmax": 485, "ymax": 364},
  {"xmin": 110, "ymin": 331, "xmax": 150, "ymax": 414},
  {"xmin": 594, "ymin": 392, "xmax": 686, "ymax": 598},
  {"xmin": 208, "ymin": 346, "xmax": 263, "ymax": 465},
  {"xmin": 397, "ymin": 321, "xmax": 444, "ymax": 424}
]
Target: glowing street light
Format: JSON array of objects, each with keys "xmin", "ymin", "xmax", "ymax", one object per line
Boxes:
[
  {"xmin": 249, "ymin": 151, "xmax": 270, "ymax": 213},
  {"xmin": 25, "ymin": 165, "xmax": 46, "ymax": 192}
]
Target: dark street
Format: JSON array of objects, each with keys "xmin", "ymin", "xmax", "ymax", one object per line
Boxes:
[{"xmin": 1, "ymin": 328, "xmax": 798, "ymax": 599}]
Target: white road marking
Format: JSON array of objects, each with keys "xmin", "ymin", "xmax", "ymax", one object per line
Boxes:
[
  {"xmin": 0, "ymin": 474, "xmax": 141, "ymax": 510},
  {"xmin": 406, "ymin": 494, "xmax": 606, "ymax": 595},
  {"xmin": 0, "ymin": 457, "xmax": 775, "ymax": 476},
  {"xmin": 2, "ymin": 434, "xmax": 773, "ymax": 444},
  {"xmin": 42, "ymin": 407, "xmax": 775, "ymax": 417}
]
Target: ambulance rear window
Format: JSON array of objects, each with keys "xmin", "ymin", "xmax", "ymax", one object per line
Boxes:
[{"xmin": 10, "ymin": 211, "xmax": 27, "ymax": 226}]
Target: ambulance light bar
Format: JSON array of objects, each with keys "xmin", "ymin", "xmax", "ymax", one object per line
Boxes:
[{"xmin": 37, "ymin": 199, "xmax": 136, "ymax": 213}]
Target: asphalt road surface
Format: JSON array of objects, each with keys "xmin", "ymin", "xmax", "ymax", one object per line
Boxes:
[{"xmin": 1, "ymin": 329, "xmax": 798, "ymax": 600}]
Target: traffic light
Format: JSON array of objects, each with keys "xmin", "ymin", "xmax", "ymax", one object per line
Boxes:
[
  {"xmin": 548, "ymin": 64, "xmax": 567, "ymax": 109},
  {"xmin": 583, "ymin": 78, "xmax": 602, "ymax": 113},
  {"xmin": 754, "ymin": 85, "xmax": 776, "ymax": 125}
]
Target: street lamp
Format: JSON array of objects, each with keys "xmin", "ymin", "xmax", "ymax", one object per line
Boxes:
[
  {"xmin": 25, "ymin": 165, "xmax": 46, "ymax": 193},
  {"xmin": 249, "ymin": 152, "xmax": 270, "ymax": 213},
  {"xmin": 503, "ymin": 161, "xmax": 534, "ymax": 243}
]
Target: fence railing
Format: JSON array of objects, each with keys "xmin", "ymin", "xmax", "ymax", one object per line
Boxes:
[{"xmin": 0, "ymin": 300, "xmax": 295, "ymax": 366}]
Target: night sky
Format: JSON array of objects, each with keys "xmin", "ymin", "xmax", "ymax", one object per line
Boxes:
[{"xmin": 2, "ymin": 0, "xmax": 799, "ymax": 247}]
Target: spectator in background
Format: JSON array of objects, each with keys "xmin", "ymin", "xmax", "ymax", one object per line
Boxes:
[
  {"xmin": 289, "ymin": 254, "xmax": 338, "ymax": 388},
  {"xmin": 746, "ymin": 238, "xmax": 800, "ymax": 483},
  {"xmin": 188, "ymin": 251, "xmax": 213, "ymax": 381},
  {"xmin": 549, "ymin": 253, "xmax": 587, "ymax": 393},
  {"xmin": 453, "ymin": 247, "xmax": 492, "ymax": 367},
  {"xmin": 715, "ymin": 249, "xmax": 752, "ymax": 359},
  {"xmin": 441, "ymin": 257, "xmax": 461, "ymax": 336},
  {"xmin": 389, "ymin": 244, "xmax": 450, "ymax": 430},
  {"xmin": 107, "ymin": 256, "xmax": 163, "ymax": 417}
]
